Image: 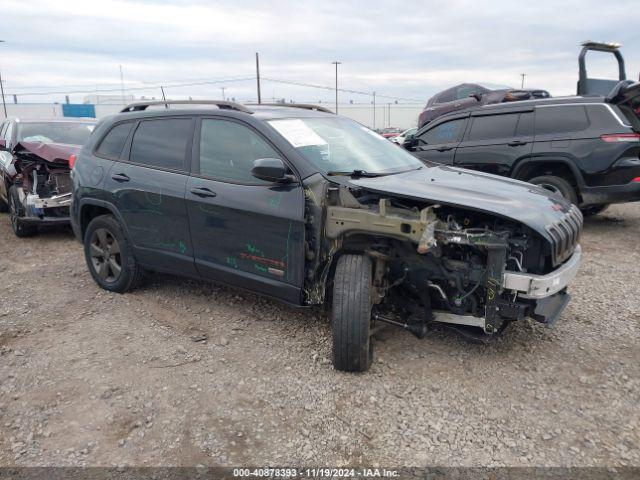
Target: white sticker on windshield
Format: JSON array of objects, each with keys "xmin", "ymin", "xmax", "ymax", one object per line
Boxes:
[{"xmin": 269, "ymin": 119, "xmax": 328, "ymax": 148}]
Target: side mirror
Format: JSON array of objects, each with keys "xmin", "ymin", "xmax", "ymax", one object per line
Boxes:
[
  {"xmin": 468, "ymin": 93, "xmax": 481, "ymax": 102},
  {"xmin": 403, "ymin": 134, "xmax": 418, "ymax": 151},
  {"xmin": 251, "ymin": 158, "xmax": 295, "ymax": 183}
]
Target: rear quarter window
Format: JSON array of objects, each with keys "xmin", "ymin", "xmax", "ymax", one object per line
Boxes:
[
  {"xmin": 535, "ymin": 106, "xmax": 589, "ymax": 135},
  {"xmin": 96, "ymin": 122, "xmax": 134, "ymax": 159}
]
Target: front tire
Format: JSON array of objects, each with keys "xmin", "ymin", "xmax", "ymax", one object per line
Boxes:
[
  {"xmin": 83, "ymin": 214, "xmax": 143, "ymax": 293},
  {"xmin": 529, "ymin": 175, "xmax": 578, "ymax": 205},
  {"xmin": 331, "ymin": 254, "xmax": 373, "ymax": 372},
  {"xmin": 8, "ymin": 186, "xmax": 37, "ymax": 238}
]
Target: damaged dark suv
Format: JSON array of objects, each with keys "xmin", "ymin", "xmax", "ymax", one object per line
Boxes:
[
  {"xmin": 71, "ymin": 100, "xmax": 582, "ymax": 372},
  {"xmin": 0, "ymin": 118, "xmax": 96, "ymax": 236}
]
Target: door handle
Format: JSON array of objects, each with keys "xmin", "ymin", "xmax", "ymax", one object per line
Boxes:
[
  {"xmin": 508, "ymin": 140, "xmax": 527, "ymax": 147},
  {"xmin": 436, "ymin": 146, "xmax": 453, "ymax": 152},
  {"xmin": 190, "ymin": 187, "xmax": 217, "ymax": 198},
  {"xmin": 111, "ymin": 173, "xmax": 130, "ymax": 182}
]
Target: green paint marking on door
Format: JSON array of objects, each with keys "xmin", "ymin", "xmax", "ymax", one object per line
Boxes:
[
  {"xmin": 226, "ymin": 257, "xmax": 239, "ymax": 269},
  {"xmin": 246, "ymin": 244, "xmax": 265, "ymax": 257},
  {"xmin": 179, "ymin": 240, "xmax": 187, "ymax": 254}
]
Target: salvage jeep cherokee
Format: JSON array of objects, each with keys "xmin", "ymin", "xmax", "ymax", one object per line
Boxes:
[{"xmin": 71, "ymin": 100, "xmax": 582, "ymax": 372}]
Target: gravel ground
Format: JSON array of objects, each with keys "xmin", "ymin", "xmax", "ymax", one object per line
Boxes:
[{"xmin": 0, "ymin": 204, "xmax": 638, "ymax": 468}]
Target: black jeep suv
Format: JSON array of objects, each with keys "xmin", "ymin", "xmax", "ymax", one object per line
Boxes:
[
  {"xmin": 71, "ymin": 100, "xmax": 582, "ymax": 372},
  {"xmin": 406, "ymin": 81, "xmax": 640, "ymax": 215}
]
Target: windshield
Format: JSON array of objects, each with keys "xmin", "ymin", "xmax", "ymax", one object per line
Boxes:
[
  {"xmin": 17, "ymin": 122, "xmax": 95, "ymax": 145},
  {"xmin": 268, "ymin": 117, "xmax": 423, "ymax": 175}
]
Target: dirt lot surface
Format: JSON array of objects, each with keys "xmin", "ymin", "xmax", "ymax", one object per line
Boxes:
[{"xmin": 0, "ymin": 204, "xmax": 638, "ymax": 468}]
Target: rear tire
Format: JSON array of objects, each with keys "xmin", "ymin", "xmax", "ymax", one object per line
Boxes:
[
  {"xmin": 580, "ymin": 204, "xmax": 609, "ymax": 217},
  {"xmin": 529, "ymin": 175, "xmax": 578, "ymax": 205},
  {"xmin": 331, "ymin": 254, "xmax": 373, "ymax": 373},
  {"xmin": 8, "ymin": 186, "xmax": 37, "ymax": 238},
  {"xmin": 83, "ymin": 214, "xmax": 143, "ymax": 293}
]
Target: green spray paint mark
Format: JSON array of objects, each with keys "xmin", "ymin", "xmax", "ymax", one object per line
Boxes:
[
  {"xmin": 179, "ymin": 240, "xmax": 187, "ymax": 254},
  {"xmin": 268, "ymin": 192, "xmax": 283, "ymax": 207},
  {"xmin": 254, "ymin": 264, "xmax": 268, "ymax": 273},
  {"xmin": 282, "ymin": 221, "xmax": 293, "ymax": 281},
  {"xmin": 246, "ymin": 244, "xmax": 265, "ymax": 257},
  {"xmin": 226, "ymin": 257, "xmax": 239, "ymax": 269}
]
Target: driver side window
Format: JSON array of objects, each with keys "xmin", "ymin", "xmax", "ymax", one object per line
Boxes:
[
  {"xmin": 418, "ymin": 118, "xmax": 467, "ymax": 145},
  {"xmin": 199, "ymin": 119, "xmax": 281, "ymax": 184}
]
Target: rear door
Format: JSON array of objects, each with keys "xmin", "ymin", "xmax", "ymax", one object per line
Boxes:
[
  {"xmin": 413, "ymin": 115, "xmax": 468, "ymax": 165},
  {"xmin": 185, "ymin": 116, "xmax": 305, "ymax": 304},
  {"xmin": 103, "ymin": 116, "xmax": 198, "ymax": 276},
  {"xmin": 454, "ymin": 109, "xmax": 534, "ymax": 177}
]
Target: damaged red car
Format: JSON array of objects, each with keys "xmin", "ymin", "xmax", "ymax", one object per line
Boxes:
[{"xmin": 0, "ymin": 118, "xmax": 96, "ymax": 237}]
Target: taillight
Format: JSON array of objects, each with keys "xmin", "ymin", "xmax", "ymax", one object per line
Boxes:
[
  {"xmin": 69, "ymin": 154, "xmax": 77, "ymax": 169},
  {"xmin": 600, "ymin": 133, "xmax": 640, "ymax": 143},
  {"xmin": 632, "ymin": 177, "xmax": 640, "ymax": 183}
]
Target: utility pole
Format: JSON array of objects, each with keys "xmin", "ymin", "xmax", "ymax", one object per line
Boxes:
[
  {"xmin": 160, "ymin": 86, "xmax": 168, "ymax": 109},
  {"xmin": 372, "ymin": 91, "xmax": 376, "ymax": 130},
  {"xmin": 221, "ymin": 87, "xmax": 226, "ymax": 100},
  {"xmin": 0, "ymin": 40, "xmax": 7, "ymax": 118},
  {"xmin": 520, "ymin": 73, "xmax": 526, "ymax": 89},
  {"xmin": 387, "ymin": 102, "xmax": 391, "ymax": 127},
  {"xmin": 119, "ymin": 64, "xmax": 126, "ymax": 105},
  {"xmin": 255, "ymin": 52, "xmax": 262, "ymax": 104},
  {"xmin": 331, "ymin": 61, "xmax": 341, "ymax": 114}
]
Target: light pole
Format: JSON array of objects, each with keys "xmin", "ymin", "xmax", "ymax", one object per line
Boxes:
[
  {"xmin": 520, "ymin": 73, "xmax": 526, "ymax": 89},
  {"xmin": 221, "ymin": 86, "xmax": 226, "ymax": 100},
  {"xmin": 0, "ymin": 40, "xmax": 7, "ymax": 118},
  {"xmin": 331, "ymin": 61, "xmax": 341, "ymax": 114}
]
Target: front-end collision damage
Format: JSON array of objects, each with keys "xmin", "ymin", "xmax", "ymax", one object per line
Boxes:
[
  {"xmin": 303, "ymin": 179, "xmax": 581, "ymax": 337},
  {"xmin": 6, "ymin": 142, "xmax": 78, "ymax": 222}
]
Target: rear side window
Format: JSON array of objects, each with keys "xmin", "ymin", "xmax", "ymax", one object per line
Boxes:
[
  {"xmin": 418, "ymin": 118, "xmax": 466, "ymax": 145},
  {"xmin": 199, "ymin": 119, "xmax": 281, "ymax": 184},
  {"xmin": 468, "ymin": 113, "xmax": 519, "ymax": 141},
  {"xmin": 129, "ymin": 118, "xmax": 192, "ymax": 170},
  {"xmin": 535, "ymin": 106, "xmax": 589, "ymax": 135},
  {"xmin": 96, "ymin": 122, "xmax": 133, "ymax": 159}
]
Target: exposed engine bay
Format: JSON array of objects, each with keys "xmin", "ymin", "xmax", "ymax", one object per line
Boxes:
[
  {"xmin": 302, "ymin": 174, "xmax": 582, "ymax": 339},
  {"xmin": 6, "ymin": 142, "xmax": 77, "ymax": 220}
]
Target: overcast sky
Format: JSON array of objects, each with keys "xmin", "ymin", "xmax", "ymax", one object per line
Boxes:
[{"xmin": 1, "ymin": 0, "xmax": 639, "ymax": 105}]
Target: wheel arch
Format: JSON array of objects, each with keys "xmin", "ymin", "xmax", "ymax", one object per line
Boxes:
[
  {"xmin": 511, "ymin": 157, "xmax": 585, "ymax": 188},
  {"xmin": 78, "ymin": 198, "xmax": 132, "ymax": 243}
]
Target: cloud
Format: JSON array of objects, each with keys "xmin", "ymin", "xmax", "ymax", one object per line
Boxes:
[{"xmin": 0, "ymin": 0, "xmax": 638, "ymax": 104}]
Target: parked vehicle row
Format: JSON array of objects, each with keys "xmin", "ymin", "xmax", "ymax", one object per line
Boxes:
[
  {"xmin": 403, "ymin": 75, "xmax": 640, "ymax": 215},
  {"xmin": 60, "ymin": 100, "xmax": 583, "ymax": 372}
]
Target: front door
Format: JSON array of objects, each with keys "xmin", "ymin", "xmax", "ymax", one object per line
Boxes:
[
  {"xmin": 413, "ymin": 116, "xmax": 468, "ymax": 165},
  {"xmin": 104, "ymin": 116, "xmax": 198, "ymax": 276},
  {"xmin": 186, "ymin": 117, "xmax": 305, "ymax": 304},
  {"xmin": 454, "ymin": 110, "xmax": 534, "ymax": 177}
]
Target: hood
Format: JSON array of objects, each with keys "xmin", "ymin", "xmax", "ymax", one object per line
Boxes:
[
  {"xmin": 12, "ymin": 141, "xmax": 81, "ymax": 164},
  {"xmin": 347, "ymin": 164, "xmax": 573, "ymax": 240}
]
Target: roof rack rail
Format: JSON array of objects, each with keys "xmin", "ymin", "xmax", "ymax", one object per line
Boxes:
[
  {"xmin": 120, "ymin": 100, "xmax": 253, "ymax": 113},
  {"xmin": 247, "ymin": 102, "xmax": 334, "ymax": 114}
]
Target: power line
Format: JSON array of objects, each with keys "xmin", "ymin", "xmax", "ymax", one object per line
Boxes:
[{"xmin": 7, "ymin": 75, "xmax": 425, "ymax": 104}]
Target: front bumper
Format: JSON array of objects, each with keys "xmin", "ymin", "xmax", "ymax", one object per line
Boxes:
[{"xmin": 503, "ymin": 245, "xmax": 582, "ymax": 299}]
